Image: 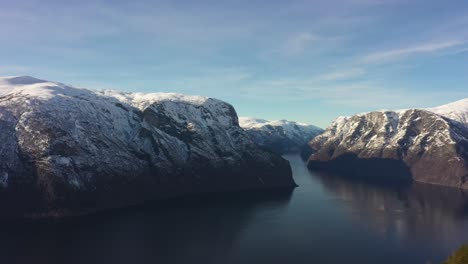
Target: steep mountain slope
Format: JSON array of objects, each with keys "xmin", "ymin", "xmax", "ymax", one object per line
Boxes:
[
  {"xmin": 239, "ymin": 117, "xmax": 323, "ymax": 154},
  {"xmin": 303, "ymin": 99, "xmax": 468, "ymax": 189},
  {"xmin": 0, "ymin": 76, "xmax": 294, "ymax": 217}
]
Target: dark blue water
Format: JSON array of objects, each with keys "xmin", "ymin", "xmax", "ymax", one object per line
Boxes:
[{"xmin": 1, "ymin": 154, "xmax": 468, "ymax": 264}]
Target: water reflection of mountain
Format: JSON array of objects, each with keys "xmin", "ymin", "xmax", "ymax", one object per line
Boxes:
[
  {"xmin": 0, "ymin": 190, "xmax": 293, "ymax": 264},
  {"xmin": 314, "ymin": 171, "xmax": 468, "ymax": 244}
]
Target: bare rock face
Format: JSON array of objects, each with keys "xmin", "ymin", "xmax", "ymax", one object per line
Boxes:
[
  {"xmin": 303, "ymin": 102, "xmax": 468, "ymax": 189},
  {"xmin": 0, "ymin": 76, "xmax": 295, "ymax": 217},
  {"xmin": 239, "ymin": 117, "xmax": 323, "ymax": 154}
]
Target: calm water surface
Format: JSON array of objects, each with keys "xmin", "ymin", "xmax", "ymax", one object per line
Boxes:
[{"xmin": 1, "ymin": 154, "xmax": 468, "ymax": 264}]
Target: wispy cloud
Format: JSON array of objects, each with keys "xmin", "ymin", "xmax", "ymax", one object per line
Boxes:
[
  {"xmin": 283, "ymin": 32, "xmax": 320, "ymax": 56},
  {"xmin": 361, "ymin": 40, "xmax": 464, "ymax": 63},
  {"xmin": 235, "ymin": 75, "xmax": 467, "ymax": 109},
  {"xmin": 453, "ymin": 46, "xmax": 468, "ymax": 54},
  {"xmin": 0, "ymin": 2, "xmax": 261, "ymax": 47},
  {"xmin": 1, "ymin": 0, "xmax": 467, "ymax": 127},
  {"xmin": 320, "ymin": 68, "xmax": 367, "ymax": 81}
]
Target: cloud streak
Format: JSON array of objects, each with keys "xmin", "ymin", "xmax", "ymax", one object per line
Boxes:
[
  {"xmin": 233, "ymin": 74, "xmax": 467, "ymax": 110},
  {"xmin": 320, "ymin": 68, "xmax": 367, "ymax": 81},
  {"xmin": 361, "ymin": 40, "xmax": 464, "ymax": 63},
  {"xmin": 283, "ymin": 32, "xmax": 320, "ymax": 56}
]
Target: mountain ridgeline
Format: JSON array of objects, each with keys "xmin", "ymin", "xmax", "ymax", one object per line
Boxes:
[
  {"xmin": 302, "ymin": 99, "xmax": 468, "ymax": 189},
  {"xmin": 0, "ymin": 76, "xmax": 295, "ymax": 217},
  {"xmin": 240, "ymin": 117, "xmax": 323, "ymax": 154}
]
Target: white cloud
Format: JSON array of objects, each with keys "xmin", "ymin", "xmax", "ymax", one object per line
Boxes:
[
  {"xmin": 361, "ymin": 40, "xmax": 464, "ymax": 63},
  {"xmin": 283, "ymin": 32, "xmax": 320, "ymax": 55},
  {"xmin": 320, "ymin": 68, "xmax": 367, "ymax": 81}
]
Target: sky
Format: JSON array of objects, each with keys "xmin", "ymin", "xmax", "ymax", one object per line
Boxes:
[{"xmin": 0, "ymin": 0, "xmax": 468, "ymax": 127}]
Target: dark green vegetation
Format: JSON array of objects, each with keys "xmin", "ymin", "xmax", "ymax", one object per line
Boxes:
[{"xmin": 444, "ymin": 245, "xmax": 468, "ymax": 264}]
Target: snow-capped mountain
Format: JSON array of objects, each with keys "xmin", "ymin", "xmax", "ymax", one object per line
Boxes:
[
  {"xmin": 427, "ymin": 98, "xmax": 468, "ymax": 124},
  {"xmin": 302, "ymin": 99, "xmax": 468, "ymax": 189},
  {"xmin": 239, "ymin": 117, "xmax": 323, "ymax": 154},
  {"xmin": 0, "ymin": 76, "xmax": 294, "ymax": 217}
]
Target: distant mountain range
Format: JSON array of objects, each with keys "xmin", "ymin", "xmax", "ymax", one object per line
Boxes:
[
  {"xmin": 0, "ymin": 76, "xmax": 295, "ymax": 217},
  {"xmin": 239, "ymin": 117, "xmax": 323, "ymax": 154},
  {"xmin": 303, "ymin": 98, "xmax": 468, "ymax": 189}
]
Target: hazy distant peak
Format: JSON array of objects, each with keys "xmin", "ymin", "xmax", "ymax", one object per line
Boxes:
[
  {"xmin": 240, "ymin": 116, "xmax": 323, "ymax": 154},
  {"xmin": 0, "ymin": 76, "xmax": 47, "ymax": 85}
]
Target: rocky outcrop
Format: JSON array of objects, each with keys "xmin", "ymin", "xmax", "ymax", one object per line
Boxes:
[
  {"xmin": 239, "ymin": 117, "xmax": 323, "ymax": 154},
  {"xmin": 303, "ymin": 100, "xmax": 468, "ymax": 189},
  {"xmin": 0, "ymin": 76, "xmax": 295, "ymax": 217}
]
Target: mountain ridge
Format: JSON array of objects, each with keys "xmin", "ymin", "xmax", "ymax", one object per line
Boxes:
[
  {"xmin": 239, "ymin": 117, "xmax": 323, "ymax": 154},
  {"xmin": 0, "ymin": 76, "xmax": 295, "ymax": 217},
  {"xmin": 303, "ymin": 98, "xmax": 468, "ymax": 189}
]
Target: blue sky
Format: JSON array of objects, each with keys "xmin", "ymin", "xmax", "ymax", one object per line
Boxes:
[{"xmin": 1, "ymin": 0, "xmax": 467, "ymax": 127}]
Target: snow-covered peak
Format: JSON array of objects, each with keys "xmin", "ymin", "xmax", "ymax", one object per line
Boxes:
[
  {"xmin": 239, "ymin": 117, "xmax": 322, "ymax": 139},
  {"xmin": 100, "ymin": 90, "xmax": 223, "ymax": 111},
  {"xmin": 0, "ymin": 76, "xmax": 232, "ymax": 117},
  {"xmin": 238, "ymin": 117, "xmax": 270, "ymax": 128},
  {"xmin": 427, "ymin": 98, "xmax": 468, "ymax": 124},
  {"xmin": 0, "ymin": 76, "xmax": 91, "ymax": 99},
  {"xmin": 239, "ymin": 117, "xmax": 316, "ymax": 130},
  {"xmin": 269, "ymin": 119, "xmax": 311, "ymax": 127},
  {"xmin": 325, "ymin": 98, "xmax": 468, "ymax": 130},
  {"xmin": 240, "ymin": 117, "xmax": 323, "ymax": 154},
  {"xmin": 0, "ymin": 76, "xmax": 47, "ymax": 85},
  {"xmin": 305, "ymin": 104, "xmax": 468, "ymax": 189}
]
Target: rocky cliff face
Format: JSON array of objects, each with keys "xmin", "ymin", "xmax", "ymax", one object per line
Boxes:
[
  {"xmin": 0, "ymin": 76, "xmax": 294, "ymax": 217},
  {"xmin": 303, "ymin": 99, "xmax": 468, "ymax": 189},
  {"xmin": 239, "ymin": 117, "xmax": 323, "ymax": 154}
]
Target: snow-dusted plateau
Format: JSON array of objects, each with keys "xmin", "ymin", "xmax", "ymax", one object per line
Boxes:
[
  {"xmin": 239, "ymin": 117, "xmax": 323, "ymax": 154},
  {"xmin": 303, "ymin": 98, "xmax": 468, "ymax": 189},
  {"xmin": 0, "ymin": 76, "xmax": 295, "ymax": 217}
]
